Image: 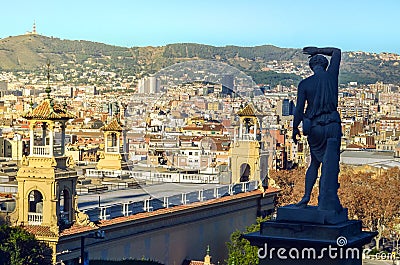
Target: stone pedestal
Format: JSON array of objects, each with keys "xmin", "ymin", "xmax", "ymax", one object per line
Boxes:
[
  {"xmin": 277, "ymin": 205, "xmax": 348, "ymax": 225},
  {"xmin": 244, "ymin": 207, "xmax": 377, "ymax": 265}
]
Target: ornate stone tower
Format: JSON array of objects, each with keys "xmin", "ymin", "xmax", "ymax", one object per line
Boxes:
[
  {"xmin": 204, "ymin": 245, "xmax": 212, "ymax": 265},
  {"xmin": 14, "ymin": 65, "xmax": 77, "ymax": 233},
  {"xmin": 96, "ymin": 118, "xmax": 128, "ymax": 170},
  {"xmin": 230, "ymin": 104, "xmax": 268, "ymax": 184}
]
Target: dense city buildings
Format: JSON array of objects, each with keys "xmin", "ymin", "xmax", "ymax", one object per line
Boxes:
[{"xmin": 0, "ymin": 33, "xmax": 399, "ymax": 264}]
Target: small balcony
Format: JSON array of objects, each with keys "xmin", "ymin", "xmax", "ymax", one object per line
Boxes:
[
  {"xmin": 32, "ymin": 146, "xmax": 50, "ymax": 156},
  {"xmin": 28, "ymin": 212, "xmax": 43, "ymax": 225},
  {"xmin": 32, "ymin": 145, "xmax": 63, "ymax": 157}
]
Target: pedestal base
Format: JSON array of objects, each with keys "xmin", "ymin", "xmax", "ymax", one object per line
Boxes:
[
  {"xmin": 244, "ymin": 219, "xmax": 377, "ymax": 265},
  {"xmin": 277, "ymin": 205, "xmax": 348, "ymax": 224}
]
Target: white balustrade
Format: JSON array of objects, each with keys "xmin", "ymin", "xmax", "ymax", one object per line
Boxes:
[
  {"xmin": 32, "ymin": 146, "xmax": 51, "ymax": 156},
  {"xmin": 82, "ymin": 180, "xmax": 260, "ymax": 221},
  {"xmin": 28, "ymin": 212, "xmax": 43, "ymax": 225}
]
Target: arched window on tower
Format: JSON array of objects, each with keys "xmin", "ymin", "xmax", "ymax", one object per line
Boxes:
[
  {"xmin": 28, "ymin": 190, "xmax": 43, "ymax": 225},
  {"xmin": 59, "ymin": 189, "xmax": 71, "ymax": 225},
  {"xmin": 240, "ymin": 163, "xmax": 251, "ymax": 182},
  {"xmin": 106, "ymin": 133, "xmax": 118, "ymax": 153},
  {"xmin": 112, "ymin": 133, "xmax": 117, "ymax": 147},
  {"xmin": 244, "ymin": 118, "xmax": 251, "ymax": 134}
]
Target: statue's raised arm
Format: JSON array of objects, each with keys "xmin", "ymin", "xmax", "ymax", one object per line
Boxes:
[{"xmin": 303, "ymin": 47, "xmax": 341, "ymax": 76}]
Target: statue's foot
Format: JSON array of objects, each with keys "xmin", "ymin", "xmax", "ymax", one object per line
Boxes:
[{"xmin": 295, "ymin": 196, "xmax": 310, "ymax": 208}]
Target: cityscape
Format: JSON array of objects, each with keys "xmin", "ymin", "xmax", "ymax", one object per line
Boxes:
[{"xmin": 0, "ymin": 2, "xmax": 400, "ymax": 264}]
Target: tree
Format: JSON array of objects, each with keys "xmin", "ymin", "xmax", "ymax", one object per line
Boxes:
[
  {"xmin": 0, "ymin": 225, "xmax": 52, "ymax": 265},
  {"xmin": 226, "ymin": 217, "xmax": 269, "ymax": 265},
  {"xmin": 246, "ymin": 71, "xmax": 302, "ymax": 87},
  {"xmin": 269, "ymin": 167, "xmax": 318, "ymax": 207},
  {"xmin": 338, "ymin": 167, "xmax": 400, "ymax": 250}
]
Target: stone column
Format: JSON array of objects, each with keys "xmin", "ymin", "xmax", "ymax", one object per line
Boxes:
[
  {"xmin": 253, "ymin": 119, "xmax": 257, "ymax": 140},
  {"xmin": 42, "ymin": 122, "xmax": 47, "ymax": 146},
  {"xmin": 123, "ymin": 130, "xmax": 127, "ymax": 153},
  {"xmin": 61, "ymin": 121, "xmax": 66, "ymax": 155},
  {"xmin": 116, "ymin": 132, "xmax": 120, "ymax": 153},
  {"xmin": 48, "ymin": 122, "xmax": 54, "ymax": 157},
  {"xmin": 239, "ymin": 119, "xmax": 243, "ymax": 139},
  {"xmin": 29, "ymin": 122, "xmax": 35, "ymax": 155},
  {"xmin": 257, "ymin": 116, "xmax": 262, "ymax": 142},
  {"xmin": 104, "ymin": 132, "xmax": 109, "ymax": 153}
]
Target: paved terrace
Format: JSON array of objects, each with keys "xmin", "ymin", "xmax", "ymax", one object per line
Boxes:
[
  {"xmin": 341, "ymin": 150, "xmax": 400, "ymax": 168},
  {"xmin": 77, "ymin": 181, "xmax": 259, "ymax": 222}
]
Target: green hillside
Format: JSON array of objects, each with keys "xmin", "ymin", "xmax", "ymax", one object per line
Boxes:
[{"xmin": 0, "ymin": 34, "xmax": 399, "ymax": 85}]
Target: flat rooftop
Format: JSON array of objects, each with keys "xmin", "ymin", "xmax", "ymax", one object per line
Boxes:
[
  {"xmin": 77, "ymin": 182, "xmax": 222, "ymax": 210},
  {"xmin": 341, "ymin": 150, "xmax": 399, "ymax": 167}
]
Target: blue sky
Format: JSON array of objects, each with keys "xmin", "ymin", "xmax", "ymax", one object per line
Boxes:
[{"xmin": 1, "ymin": 0, "xmax": 399, "ymax": 53}]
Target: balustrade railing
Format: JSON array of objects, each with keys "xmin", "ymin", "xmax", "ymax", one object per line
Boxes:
[
  {"xmin": 28, "ymin": 212, "xmax": 43, "ymax": 225},
  {"xmin": 32, "ymin": 146, "xmax": 50, "ymax": 156},
  {"xmin": 81, "ymin": 180, "xmax": 259, "ymax": 222}
]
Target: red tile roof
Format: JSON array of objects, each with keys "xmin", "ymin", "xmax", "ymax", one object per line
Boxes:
[
  {"xmin": 101, "ymin": 118, "xmax": 123, "ymax": 131},
  {"xmin": 24, "ymin": 225, "xmax": 58, "ymax": 238},
  {"xmin": 60, "ymin": 224, "xmax": 98, "ymax": 237},
  {"xmin": 237, "ymin": 104, "xmax": 263, "ymax": 117},
  {"xmin": 0, "ymin": 193, "xmax": 13, "ymax": 198},
  {"xmin": 23, "ymin": 99, "xmax": 75, "ymax": 120}
]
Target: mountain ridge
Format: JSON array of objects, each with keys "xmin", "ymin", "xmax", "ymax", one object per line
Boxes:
[{"xmin": 0, "ymin": 34, "xmax": 399, "ymax": 85}]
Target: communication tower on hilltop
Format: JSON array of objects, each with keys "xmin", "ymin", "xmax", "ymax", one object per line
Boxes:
[
  {"xmin": 32, "ymin": 21, "xmax": 37, "ymax": 34},
  {"xmin": 26, "ymin": 21, "xmax": 38, "ymax": 35}
]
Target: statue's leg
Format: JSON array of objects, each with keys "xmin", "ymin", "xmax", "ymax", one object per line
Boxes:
[
  {"xmin": 296, "ymin": 154, "xmax": 320, "ymax": 207},
  {"xmin": 318, "ymin": 137, "xmax": 342, "ymax": 211}
]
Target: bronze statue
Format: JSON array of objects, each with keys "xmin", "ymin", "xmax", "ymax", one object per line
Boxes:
[{"xmin": 292, "ymin": 47, "xmax": 343, "ymax": 212}]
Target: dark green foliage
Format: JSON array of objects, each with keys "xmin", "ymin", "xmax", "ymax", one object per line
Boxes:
[
  {"xmin": 0, "ymin": 225, "xmax": 52, "ymax": 265},
  {"xmin": 226, "ymin": 216, "xmax": 270, "ymax": 265},
  {"xmin": 339, "ymin": 72, "xmax": 379, "ymax": 85},
  {"xmin": 247, "ymin": 70, "xmax": 302, "ymax": 87},
  {"xmin": 162, "ymin": 43, "xmax": 301, "ymax": 62}
]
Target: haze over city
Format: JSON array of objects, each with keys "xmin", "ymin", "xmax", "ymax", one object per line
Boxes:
[{"xmin": 1, "ymin": 0, "xmax": 400, "ymax": 53}]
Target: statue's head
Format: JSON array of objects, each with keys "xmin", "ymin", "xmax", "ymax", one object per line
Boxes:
[{"xmin": 309, "ymin": 55, "xmax": 329, "ymax": 71}]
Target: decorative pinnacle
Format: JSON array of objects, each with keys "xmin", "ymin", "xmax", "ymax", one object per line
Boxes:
[
  {"xmin": 206, "ymin": 245, "xmax": 210, "ymax": 255},
  {"xmin": 30, "ymin": 97, "xmax": 34, "ymax": 109},
  {"xmin": 45, "ymin": 60, "xmax": 52, "ymax": 99}
]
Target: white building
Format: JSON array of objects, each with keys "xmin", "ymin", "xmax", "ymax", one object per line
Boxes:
[{"xmin": 137, "ymin": 75, "xmax": 160, "ymax": 94}]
